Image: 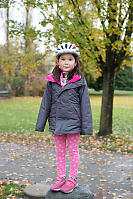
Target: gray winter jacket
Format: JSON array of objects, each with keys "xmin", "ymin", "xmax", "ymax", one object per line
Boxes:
[{"xmin": 35, "ymin": 74, "xmax": 93, "ymax": 135}]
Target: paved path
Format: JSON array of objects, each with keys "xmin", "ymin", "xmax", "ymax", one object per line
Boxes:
[{"xmin": 0, "ymin": 142, "xmax": 133, "ymax": 198}]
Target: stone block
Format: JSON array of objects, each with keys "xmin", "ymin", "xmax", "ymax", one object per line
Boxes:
[
  {"xmin": 24, "ymin": 183, "xmax": 94, "ymax": 199},
  {"xmin": 24, "ymin": 183, "xmax": 50, "ymax": 199},
  {"xmin": 45, "ymin": 185, "xmax": 95, "ymax": 199}
]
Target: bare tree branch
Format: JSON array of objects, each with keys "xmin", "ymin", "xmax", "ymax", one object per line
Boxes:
[{"xmin": 94, "ymin": 0, "xmax": 108, "ymax": 36}]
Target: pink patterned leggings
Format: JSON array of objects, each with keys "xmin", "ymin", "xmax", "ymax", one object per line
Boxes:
[{"xmin": 53, "ymin": 133, "xmax": 80, "ymax": 178}]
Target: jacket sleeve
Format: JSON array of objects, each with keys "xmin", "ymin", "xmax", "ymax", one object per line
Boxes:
[
  {"xmin": 35, "ymin": 81, "xmax": 52, "ymax": 132},
  {"xmin": 79, "ymin": 80, "xmax": 93, "ymax": 135}
]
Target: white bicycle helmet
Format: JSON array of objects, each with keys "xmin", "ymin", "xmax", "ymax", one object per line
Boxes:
[{"xmin": 54, "ymin": 42, "xmax": 80, "ymax": 57}]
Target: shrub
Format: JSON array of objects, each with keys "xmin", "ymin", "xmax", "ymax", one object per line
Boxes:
[
  {"xmin": 12, "ymin": 73, "xmax": 26, "ymax": 96},
  {"xmin": 24, "ymin": 71, "xmax": 47, "ymax": 96}
]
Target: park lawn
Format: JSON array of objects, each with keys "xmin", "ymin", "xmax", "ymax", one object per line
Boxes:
[
  {"xmin": 0, "ymin": 95, "xmax": 133, "ymax": 152},
  {"xmin": 0, "ymin": 97, "xmax": 41, "ymax": 134},
  {"xmin": 89, "ymin": 90, "xmax": 133, "ymax": 96},
  {"xmin": 90, "ymin": 95, "xmax": 133, "ymax": 137}
]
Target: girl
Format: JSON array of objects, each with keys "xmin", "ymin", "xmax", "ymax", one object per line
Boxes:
[{"xmin": 35, "ymin": 42, "xmax": 93, "ymax": 193}]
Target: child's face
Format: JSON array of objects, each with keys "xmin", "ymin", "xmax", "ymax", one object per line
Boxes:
[{"xmin": 57, "ymin": 54, "xmax": 77, "ymax": 73}]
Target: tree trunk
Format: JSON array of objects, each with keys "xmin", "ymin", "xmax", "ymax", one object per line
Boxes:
[
  {"xmin": 25, "ymin": 5, "xmax": 30, "ymax": 53},
  {"xmin": 6, "ymin": 6, "xmax": 9, "ymax": 54},
  {"xmin": 98, "ymin": 66, "xmax": 115, "ymax": 136}
]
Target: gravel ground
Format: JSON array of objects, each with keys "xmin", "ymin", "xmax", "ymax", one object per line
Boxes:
[{"xmin": 0, "ymin": 142, "xmax": 133, "ymax": 198}]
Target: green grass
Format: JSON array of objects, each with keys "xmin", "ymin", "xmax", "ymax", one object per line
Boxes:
[
  {"xmin": 90, "ymin": 95, "xmax": 133, "ymax": 137},
  {"xmin": 0, "ymin": 97, "xmax": 49, "ymax": 134},
  {"xmin": 0, "ymin": 182, "xmax": 25, "ymax": 198},
  {"xmin": 0, "ymin": 97, "xmax": 39, "ymax": 134},
  {"xmin": 0, "ymin": 95, "xmax": 133, "ymax": 138},
  {"xmin": 89, "ymin": 89, "xmax": 133, "ymax": 96}
]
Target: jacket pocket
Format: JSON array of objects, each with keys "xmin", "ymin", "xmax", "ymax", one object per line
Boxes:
[{"xmin": 73, "ymin": 106, "xmax": 81, "ymax": 118}]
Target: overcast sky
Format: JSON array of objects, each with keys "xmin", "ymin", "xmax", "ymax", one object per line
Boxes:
[
  {"xmin": 0, "ymin": 0, "xmax": 104, "ymax": 54},
  {"xmin": 0, "ymin": 2, "xmax": 52, "ymax": 52},
  {"xmin": 2, "ymin": 2, "xmax": 132, "ymax": 53}
]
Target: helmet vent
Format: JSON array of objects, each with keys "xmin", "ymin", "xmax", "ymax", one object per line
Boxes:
[{"xmin": 54, "ymin": 42, "xmax": 80, "ymax": 57}]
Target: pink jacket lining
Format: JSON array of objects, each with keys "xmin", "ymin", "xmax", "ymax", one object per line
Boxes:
[{"xmin": 45, "ymin": 73, "xmax": 81, "ymax": 86}]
